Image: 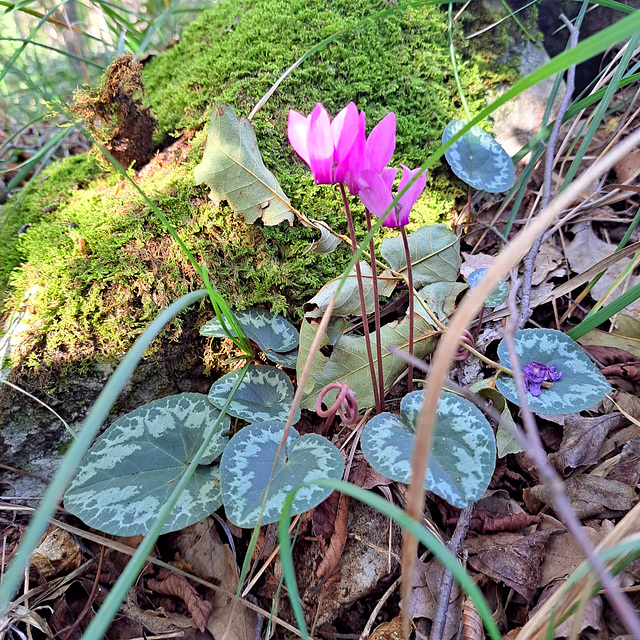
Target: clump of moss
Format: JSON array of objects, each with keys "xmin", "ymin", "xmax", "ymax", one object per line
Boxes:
[
  {"xmin": 2, "ymin": 0, "xmax": 523, "ymax": 375},
  {"xmin": 70, "ymin": 53, "xmax": 156, "ymax": 168}
]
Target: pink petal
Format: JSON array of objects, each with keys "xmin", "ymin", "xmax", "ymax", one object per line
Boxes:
[
  {"xmin": 357, "ymin": 169, "xmax": 393, "ymax": 220},
  {"xmin": 308, "ymin": 104, "xmax": 335, "ymax": 184},
  {"xmin": 342, "ymin": 110, "xmax": 367, "ymax": 193},
  {"xmin": 366, "ymin": 112, "xmax": 396, "ymax": 173},
  {"xmin": 331, "ymin": 102, "xmax": 360, "ymax": 168},
  {"xmin": 397, "ymin": 164, "xmax": 427, "ymax": 218},
  {"xmin": 287, "ymin": 109, "xmax": 312, "ymax": 166},
  {"xmin": 381, "ymin": 166, "xmax": 397, "ymax": 190}
]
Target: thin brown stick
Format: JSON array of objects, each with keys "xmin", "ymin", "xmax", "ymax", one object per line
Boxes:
[
  {"xmin": 504, "ymin": 281, "xmax": 640, "ymax": 637},
  {"xmin": 401, "ymin": 227, "xmax": 415, "ymax": 393},
  {"xmin": 340, "ymin": 184, "xmax": 381, "ymax": 412},
  {"xmin": 430, "ymin": 504, "xmax": 474, "ymax": 640},
  {"xmin": 365, "ymin": 208, "xmax": 386, "ymax": 410},
  {"xmin": 519, "ymin": 14, "xmax": 578, "ymax": 329},
  {"xmin": 399, "ymin": 126, "xmax": 640, "ymax": 640}
]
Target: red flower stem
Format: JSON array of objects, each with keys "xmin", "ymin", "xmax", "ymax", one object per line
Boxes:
[
  {"xmin": 339, "ymin": 183, "xmax": 382, "ymax": 413},
  {"xmin": 364, "ymin": 207, "xmax": 385, "ymax": 411},
  {"xmin": 401, "ymin": 226, "xmax": 414, "ymax": 393}
]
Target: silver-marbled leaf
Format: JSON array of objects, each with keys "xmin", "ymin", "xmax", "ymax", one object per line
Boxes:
[
  {"xmin": 221, "ymin": 421, "xmax": 344, "ymax": 527},
  {"xmin": 442, "ymin": 119, "xmax": 515, "ymax": 193},
  {"xmin": 360, "ymin": 391, "xmax": 496, "ymax": 508},
  {"xmin": 208, "ymin": 365, "xmax": 300, "ymax": 424},
  {"xmin": 495, "ymin": 329, "xmax": 611, "ymax": 415},
  {"xmin": 201, "ymin": 307, "xmax": 298, "ymax": 362},
  {"xmin": 466, "ymin": 268, "xmax": 509, "ymax": 307},
  {"xmin": 64, "ymin": 393, "xmax": 230, "ymax": 536}
]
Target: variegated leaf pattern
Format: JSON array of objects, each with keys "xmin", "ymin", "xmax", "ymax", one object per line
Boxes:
[
  {"xmin": 64, "ymin": 393, "xmax": 229, "ymax": 536},
  {"xmin": 496, "ymin": 329, "xmax": 611, "ymax": 415},
  {"xmin": 360, "ymin": 391, "xmax": 496, "ymax": 508},
  {"xmin": 442, "ymin": 119, "xmax": 515, "ymax": 193},
  {"xmin": 208, "ymin": 365, "xmax": 300, "ymax": 424},
  {"xmin": 221, "ymin": 421, "xmax": 344, "ymax": 527}
]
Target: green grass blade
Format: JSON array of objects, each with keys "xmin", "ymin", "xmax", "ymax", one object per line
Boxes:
[
  {"xmin": 0, "ymin": 289, "xmax": 208, "ymax": 610},
  {"xmin": 79, "ymin": 363, "xmax": 249, "ymax": 639},
  {"xmin": 279, "ymin": 479, "xmax": 501, "ymax": 640},
  {"xmin": 0, "ymin": 37, "xmax": 104, "ymax": 69}
]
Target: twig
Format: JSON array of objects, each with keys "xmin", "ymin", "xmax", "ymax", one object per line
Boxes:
[
  {"xmin": 430, "ymin": 505, "xmax": 474, "ymax": 640},
  {"xmin": 518, "ymin": 14, "xmax": 579, "ymax": 329},
  {"xmin": 505, "ymin": 279, "xmax": 640, "ymax": 637}
]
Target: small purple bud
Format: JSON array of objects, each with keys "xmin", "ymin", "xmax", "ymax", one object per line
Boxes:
[{"xmin": 523, "ymin": 361, "xmax": 563, "ymax": 397}]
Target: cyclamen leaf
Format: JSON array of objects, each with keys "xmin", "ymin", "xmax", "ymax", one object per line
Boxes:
[
  {"xmin": 194, "ymin": 104, "xmax": 294, "ymax": 226},
  {"xmin": 496, "ymin": 329, "xmax": 611, "ymax": 415},
  {"xmin": 415, "ymin": 281, "xmax": 468, "ymax": 326},
  {"xmin": 381, "ymin": 224, "xmax": 460, "ymax": 286},
  {"xmin": 221, "ymin": 421, "xmax": 344, "ymax": 527},
  {"xmin": 208, "ymin": 365, "xmax": 300, "ymax": 424},
  {"xmin": 360, "ymin": 391, "xmax": 496, "ymax": 508},
  {"xmin": 467, "ymin": 268, "xmax": 509, "ymax": 307},
  {"xmin": 442, "ymin": 120, "xmax": 515, "ymax": 193},
  {"xmin": 64, "ymin": 393, "xmax": 229, "ymax": 537},
  {"xmin": 201, "ymin": 307, "xmax": 299, "ymax": 364}
]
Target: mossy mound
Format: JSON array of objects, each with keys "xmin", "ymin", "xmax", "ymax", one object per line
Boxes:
[{"xmin": 1, "ymin": 0, "xmax": 513, "ymax": 375}]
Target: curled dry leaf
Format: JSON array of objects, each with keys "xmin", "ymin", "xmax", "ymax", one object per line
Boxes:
[
  {"xmin": 548, "ymin": 413, "xmax": 626, "ymax": 475},
  {"xmin": 461, "ymin": 596, "xmax": 484, "ymax": 640},
  {"xmin": 31, "ymin": 527, "xmax": 83, "ymax": 579},
  {"xmin": 463, "ymin": 530, "xmax": 551, "ymax": 602},
  {"xmin": 316, "ymin": 493, "xmax": 350, "ymax": 581},
  {"xmin": 147, "ymin": 568, "xmax": 213, "ymax": 633},
  {"xmin": 608, "ymin": 436, "xmax": 640, "ymax": 486},
  {"xmin": 369, "ymin": 615, "xmax": 404, "ymax": 640},
  {"xmin": 524, "ymin": 475, "xmax": 637, "ymax": 519}
]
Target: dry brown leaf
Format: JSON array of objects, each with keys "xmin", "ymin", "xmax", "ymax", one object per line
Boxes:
[
  {"xmin": 531, "ymin": 243, "xmax": 565, "ymax": 286},
  {"xmin": 548, "ymin": 413, "xmax": 625, "ymax": 475},
  {"xmin": 171, "ymin": 519, "xmax": 258, "ymax": 640},
  {"xmin": 524, "ymin": 475, "xmax": 637, "ymax": 519},
  {"xmin": 608, "ymin": 436, "xmax": 640, "ymax": 486},
  {"xmin": 614, "ymin": 147, "xmax": 640, "ymax": 184},
  {"xmin": 31, "ymin": 527, "xmax": 83, "ymax": 579},
  {"xmin": 464, "ymin": 530, "xmax": 551, "ymax": 602},
  {"xmin": 539, "ymin": 526, "xmax": 609, "ymax": 587},
  {"xmin": 409, "ymin": 557, "xmax": 461, "ymax": 640},
  {"xmin": 461, "ymin": 596, "xmax": 484, "ymax": 640},
  {"xmin": 460, "ymin": 251, "xmax": 497, "ymax": 279},
  {"xmin": 316, "ymin": 493, "xmax": 350, "ymax": 581},
  {"xmin": 369, "ymin": 614, "xmax": 404, "ymax": 640},
  {"xmin": 313, "ymin": 491, "xmax": 340, "ymax": 540},
  {"xmin": 147, "ymin": 568, "xmax": 212, "ymax": 632}
]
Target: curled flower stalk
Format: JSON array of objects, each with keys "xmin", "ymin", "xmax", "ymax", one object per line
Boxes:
[{"xmin": 316, "ymin": 382, "xmax": 359, "ymax": 436}]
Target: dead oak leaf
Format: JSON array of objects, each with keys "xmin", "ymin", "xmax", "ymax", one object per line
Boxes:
[
  {"xmin": 548, "ymin": 413, "xmax": 626, "ymax": 475},
  {"xmin": 463, "ymin": 530, "xmax": 551, "ymax": 602}
]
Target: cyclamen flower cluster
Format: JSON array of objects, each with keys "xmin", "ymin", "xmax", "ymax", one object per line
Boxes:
[
  {"xmin": 523, "ymin": 361, "xmax": 563, "ymax": 397},
  {"xmin": 287, "ymin": 102, "xmax": 426, "ymax": 228}
]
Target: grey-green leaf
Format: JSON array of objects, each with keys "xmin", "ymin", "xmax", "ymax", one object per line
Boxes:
[
  {"xmin": 220, "ymin": 421, "xmax": 344, "ymax": 527},
  {"xmin": 64, "ymin": 393, "xmax": 229, "ymax": 537},
  {"xmin": 495, "ymin": 329, "xmax": 611, "ymax": 415},
  {"xmin": 194, "ymin": 104, "xmax": 294, "ymax": 226},
  {"xmin": 360, "ymin": 391, "xmax": 496, "ymax": 508},
  {"xmin": 201, "ymin": 307, "xmax": 299, "ymax": 363},
  {"xmin": 442, "ymin": 119, "xmax": 515, "ymax": 193},
  {"xmin": 415, "ymin": 281, "xmax": 468, "ymax": 326},
  {"xmin": 381, "ymin": 224, "xmax": 460, "ymax": 287},
  {"xmin": 208, "ymin": 365, "xmax": 300, "ymax": 424},
  {"xmin": 467, "ymin": 268, "xmax": 509, "ymax": 307}
]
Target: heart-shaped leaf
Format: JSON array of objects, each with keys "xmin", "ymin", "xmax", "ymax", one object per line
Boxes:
[
  {"xmin": 221, "ymin": 421, "xmax": 344, "ymax": 527},
  {"xmin": 360, "ymin": 391, "xmax": 496, "ymax": 508},
  {"xmin": 208, "ymin": 365, "xmax": 300, "ymax": 424},
  {"xmin": 442, "ymin": 119, "xmax": 515, "ymax": 193},
  {"xmin": 495, "ymin": 329, "xmax": 611, "ymax": 414},
  {"xmin": 64, "ymin": 393, "xmax": 229, "ymax": 536},
  {"xmin": 381, "ymin": 224, "xmax": 460, "ymax": 287},
  {"xmin": 415, "ymin": 281, "xmax": 468, "ymax": 325},
  {"xmin": 194, "ymin": 104, "xmax": 294, "ymax": 226},
  {"xmin": 466, "ymin": 268, "xmax": 509, "ymax": 307},
  {"xmin": 201, "ymin": 307, "xmax": 299, "ymax": 366}
]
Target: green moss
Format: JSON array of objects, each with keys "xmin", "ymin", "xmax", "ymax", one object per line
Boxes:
[{"xmin": 2, "ymin": 0, "xmax": 520, "ymax": 373}]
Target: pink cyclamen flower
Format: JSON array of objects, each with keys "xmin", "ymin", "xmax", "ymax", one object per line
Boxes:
[
  {"xmin": 343, "ymin": 111, "xmax": 396, "ymax": 194},
  {"xmin": 357, "ymin": 164, "xmax": 427, "ymax": 228},
  {"xmin": 287, "ymin": 102, "xmax": 360, "ymax": 185},
  {"xmin": 523, "ymin": 361, "xmax": 563, "ymax": 397}
]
